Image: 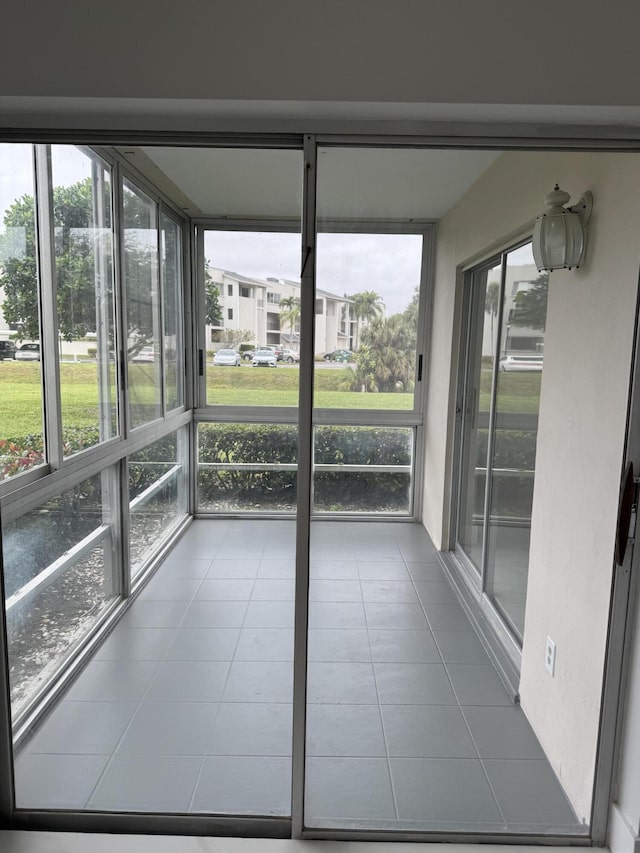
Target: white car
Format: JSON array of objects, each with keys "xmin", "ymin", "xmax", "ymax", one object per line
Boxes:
[
  {"xmin": 252, "ymin": 347, "xmax": 277, "ymax": 367},
  {"xmin": 15, "ymin": 343, "xmax": 40, "ymax": 362},
  {"xmin": 499, "ymin": 355, "xmax": 543, "ymax": 372},
  {"xmin": 213, "ymin": 348, "xmax": 242, "ymax": 367}
]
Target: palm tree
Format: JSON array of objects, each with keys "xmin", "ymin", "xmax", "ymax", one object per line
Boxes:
[
  {"xmin": 279, "ymin": 296, "xmax": 300, "ymax": 346},
  {"xmin": 484, "ymin": 281, "xmax": 500, "ymax": 354},
  {"xmin": 352, "ymin": 290, "xmax": 384, "ymax": 348}
]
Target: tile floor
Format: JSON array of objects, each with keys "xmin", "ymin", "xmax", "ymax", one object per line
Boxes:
[{"xmin": 15, "ymin": 520, "xmax": 584, "ymax": 834}]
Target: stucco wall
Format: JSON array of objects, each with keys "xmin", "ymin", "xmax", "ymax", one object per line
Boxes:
[{"xmin": 423, "ymin": 151, "xmax": 640, "ymax": 820}]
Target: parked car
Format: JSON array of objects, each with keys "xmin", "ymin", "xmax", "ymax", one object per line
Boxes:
[
  {"xmin": 252, "ymin": 347, "xmax": 277, "ymax": 367},
  {"xmin": 0, "ymin": 341, "xmax": 17, "ymax": 360},
  {"xmin": 15, "ymin": 343, "xmax": 40, "ymax": 362},
  {"xmin": 323, "ymin": 349, "xmax": 353, "ymax": 362},
  {"xmin": 213, "ymin": 348, "xmax": 242, "ymax": 367},
  {"xmin": 132, "ymin": 346, "xmax": 155, "ymax": 363},
  {"xmin": 499, "ymin": 355, "xmax": 543, "ymax": 372},
  {"xmin": 278, "ymin": 349, "xmax": 300, "ymax": 363}
]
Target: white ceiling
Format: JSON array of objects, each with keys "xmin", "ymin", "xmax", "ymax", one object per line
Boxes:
[{"xmin": 134, "ymin": 146, "xmax": 501, "ymax": 219}]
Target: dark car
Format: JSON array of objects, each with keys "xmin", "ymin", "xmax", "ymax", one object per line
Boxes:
[
  {"xmin": 323, "ymin": 349, "xmax": 353, "ymax": 363},
  {"xmin": 0, "ymin": 341, "xmax": 17, "ymax": 360}
]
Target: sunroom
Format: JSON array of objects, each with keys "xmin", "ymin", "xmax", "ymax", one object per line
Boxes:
[{"xmin": 0, "ymin": 138, "xmax": 637, "ymax": 844}]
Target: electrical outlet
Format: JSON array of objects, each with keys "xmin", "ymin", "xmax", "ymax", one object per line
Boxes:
[{"xmin": 545, "ymin": 636, "xmax": 556, "ymax": 676}]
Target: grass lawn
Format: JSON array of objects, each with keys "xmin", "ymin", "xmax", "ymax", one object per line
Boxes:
[{"xmin": 0, "ymin": 361, "xmax": 541, "ymax": 441}]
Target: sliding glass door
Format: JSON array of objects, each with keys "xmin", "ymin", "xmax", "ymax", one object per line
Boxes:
[{"xmin": 454, "ymin": 242, "xmax": 547, "ymax": 643}]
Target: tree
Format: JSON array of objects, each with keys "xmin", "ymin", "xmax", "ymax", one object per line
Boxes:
[
  {"xmin": 204, "ymin": 263, "xmax": 223, "ymax": 328},
  {"xmin": 214, "ymin": 328, "xmax": 254, "ymax": 349},
  {"xmin": 351, "ymin": 290, "xmax": 383, "ymax": 348},
  {"xmin": 510, "ymin": 274, "xmax": 549, "ymax": 332},
  {"xmin": 484, "ymin": 281, "xmax": 500, "ymax": 351},
  {"xmin": 353, "ymin": 299, "xmax": 417, "ymax": 393},
  {"xmin": 0, "ymin": 178, "xmax": 162, "ymax": 352},
  {"xmin": 279, "ymin": 296, "xmax": 300, "ymax": 344}
]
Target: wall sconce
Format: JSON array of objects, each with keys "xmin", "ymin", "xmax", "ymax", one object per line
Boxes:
[{"xmin": 532, "ymin": 184, "xmax": 593, "ymax": 272}]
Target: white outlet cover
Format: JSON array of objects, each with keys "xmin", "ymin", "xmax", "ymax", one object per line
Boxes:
[{"xmin": 545, "ymin": 636, "xmax": 556, "ymax": 676}]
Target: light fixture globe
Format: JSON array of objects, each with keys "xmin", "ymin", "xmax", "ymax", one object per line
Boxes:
[{"xmin": 532, "ymin": 184, "xmax": 592, "ymax": 272}]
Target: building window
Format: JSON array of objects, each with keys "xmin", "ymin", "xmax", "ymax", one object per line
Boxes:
[
  {"xmin": 227, "ymin": 284, "xmax": 233, "ymax": 296},
  {"xmin": 227, "ymin": 308, "xmax": 233, "ymax": 320},
  {"xmin": 315, "ymin": 298, "xmax": 324, "ymax": 314},
  {"xmin": 267, "ymin": 292, "xmax": 281, "ymax": 305},
  {"xmin": 240, "ymin": 285, "xmax": 251, "ymax": 298}
]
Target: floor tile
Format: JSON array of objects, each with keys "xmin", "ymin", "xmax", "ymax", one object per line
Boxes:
[
  {"xmin": 433, "ymin": 630, "xmax": 491, "ymax": 664},
  {"xmin": 24, "ymin": 701, "xmax": 136, "ymax": 754},
  {"xmin": 309, "ymin": 601, "xmax": 366, "ymax": 628},
  {"xmin": 88, "ymin": 754, "xmax": 202, "ymax": 811},
  {"xmin": 244, "ymin": 600, "xmax": 294, "ymax": 628},
  {"xmin": 357, "ymin": 561, "xmax": 410, "ymax": 581},
  {"xmin": 195, "ymin": 578, "xmax": 254, "ymax": 600},
  {"xmin": 182, "ymin": 600, "xmax": 248, "ymax": 628},
  {"xmin": 306, "ymin": 757, "xmax": 396, "ymax": 821},
  {"xmin": 234, "ymin": 628, "xmax": 294, "ymax": 661},
  {"xmin": 368, "ymin": 629, "xmax": 441, "ymax": 663},
  {"xmin": 374, "ymin": 663, "xmax": 457, "ymax": 705},
  {"xmin": 310, "ymin": 560, "xmax": 359, "ymax": 580},
  {"xmin": 354, "ymin": 545, "xmax": 402, "ymax": 561},
  {"xmin": 406, "ymin": 561, "xmax": 446, "ymax": 581},
  {"xmin": 307, "ymin": 704, "xmax": 385, "ymax": 756},
  {"xmin": 422, "ymin": 602, "xmax": 474, "ymax": 631},
  {"xmin": 216, "ymin": 545, "xmax": 266, "ymax": 559},
  {"xmin": 155, "ymin": 558, "xmax": 211, "ymax": 579},
  {"xmin": 446, "ymin": 665, "xmax": 514, "ymax": 706},
  {"xmin": 462, "ymin": 706, "xmax": 545, "ymax": 759},
  {"xmin": 308, "ymin": 629, "xmax": 371, "ymax": 662},
  {"xmin": 251, "ymin": 579, "xmax": 296, "ymax": 601},
  {"xmin": 258, "ymin": 559, "xmax": 296, "ymax": 579},
  {"xmin": 207, "ymin": 703, "xmax": 292, "ymax": 756},
  {"xmin": 307, "ymin": 662, "xmax": 378, "ymax": 704},
  {"xmin": 483, "ymin": 759, "xmax": 578, "ymax": 825},
  {"xmin": 15, "ymin": 753, "xmax": 109, "ymax": 809},
  {"xmin": 361, "ymin": 580, "xmax": 418, "ymax": 603},
  {"xmin": 364, "ymin": 602, "xmax": 429, "ymax": 629},
  {"xmin": 309, "ymin": 579, "xmax": 362, "ymax": 602},
  {"xmin": 117, "ymin": 702, "xmax": 217, "ymax": 755},
  {"xmin": 145, "ymin": 661, "xmax": 230, "ymax": 702},
  {"xmin": 222, "ymin": 661, "xmax": 293, "ymax": 703},
  {"xmin": 65, "ymin": 660, "xmax": 158, "ymax": 702},
  {"xmin": 381, "ymin": 705, "xmax": 476, "ymax": 757},
  {"xmin": 165, "ymin": 628, "xmax": 240, "ymax": 661},
  {"xmin": 138, "ymin": 577, "xmax": 202, "ymax": 601},
  {"xmin": 398, "ymin": 542, "xmax": 439, "ymax": 562},
  {"xmin": 413, "ymin": 580, "xmax": 458, "ymax": 605},
  {"xmin": 205, "ymin": 558, "xmax": 260, "ymax": 579},
  {"xmin": 94, "ymin": 628, "xmax": 177, "ymax": 661},
  {"xmin": 192, "ymin": 755, "xmax": 291, "ymax": 815},
  {"xmin": 119, "ymin": 600, "xmax": 190, "ymax": 628},
  {"xmin": 310, "ymin": 545, "xmax": 356, "ymax": 561},
  {"xmin": 390, "ymin": 758, "xmax": 502, "ymax": 823}
]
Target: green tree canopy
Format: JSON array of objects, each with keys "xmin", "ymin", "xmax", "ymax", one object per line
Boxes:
[
  {"xmin": 352, "ymin": 290, "xmax": 384, "ymax": 324},
  {"xmin": 279, "ymin": 296, "xmax": 300, "ymax": 342},
  {"xmin": 510, "ymin": 274, "xmax": 549, "ymax": 332}
]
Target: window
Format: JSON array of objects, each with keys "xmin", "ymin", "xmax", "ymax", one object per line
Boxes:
[
  {"xmin": 227, "ymin": 283, "xmax": 233, "ymax": 296},
  {"xmin": 240, "ymin": 285, "xmax": 251, "ymax": 298},
  {"xmin": 315, "ymin": 297, "xmax": 324, "ymax": 314},
  {"xmin": 227, "ymin": 308, "xmax": 233, "ymax": 320},
  {"xmin": 267, "ymin": 291, "xmax": 281, "ymax": 305},
  {"xmin": 161, "ymin": 212, "xmax": 184, "ymax": 412}
]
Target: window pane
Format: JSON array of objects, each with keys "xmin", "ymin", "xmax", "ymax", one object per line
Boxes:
[
  {"xmin": 0, "ymin": 143, "xmax": 45, "ymax": 480},
  {"xmin": 123, "ymin": 179, "xmax": 161, "ymax": 428},
  {"xmin": 313, "ymin": 426, "xmax": 413, "ymax": 514},
  {"xmin": 3, "ymin": 469, "xmax": 119, "ymax": 720},
  {"xmin": 161, "ymin": 212, "xmax": 184, "ymax": 411},
  {"xmin": 486, "ymin": 245, "xmax": 547, "ymax": 641},
  {"xmin": 129, "ymin": 428, "xmax": 189, "ymax": 581},
  {"xmin": 51, "ymin": 146, "xmax": 118, "ymax": 455},
  {"xmin": 197, "ymin": 422, "xmax": 298, "ymax": 512},
  {"xmin": 456, "ymin": 261, "xmax": 502, "ymax": 571},
  {"xmin": 205, "ymin": 231, "xmax": 301, "ymax": 406}
]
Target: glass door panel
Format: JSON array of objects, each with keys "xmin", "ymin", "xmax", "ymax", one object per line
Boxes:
[
  {"xmin": 456, "ymin": 261, "xmax": 502, "ymax": 571},
  {"xmin": 485, "ymin": 244, "xmax": 547, "ymax": 641}
]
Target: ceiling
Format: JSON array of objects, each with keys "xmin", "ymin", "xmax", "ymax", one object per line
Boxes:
[{"xmin": 118, "ymin": 146, "xmax": 502, "ymax": 220}]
